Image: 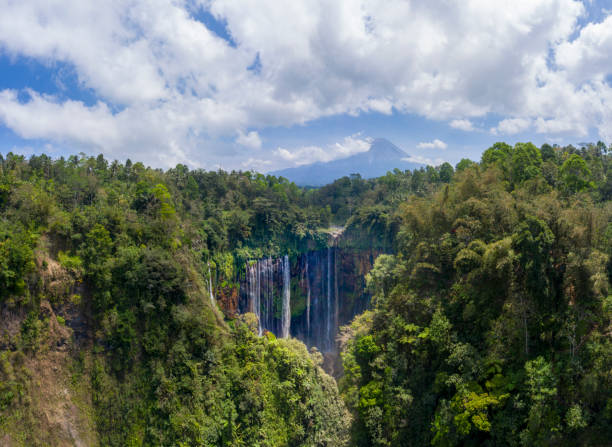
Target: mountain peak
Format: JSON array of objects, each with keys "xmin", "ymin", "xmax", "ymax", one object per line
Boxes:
[
  {"xmin": 270, "ymin": 138, "xmax": 421, "ymax": 186},
  {"xmin": 367, "ymin": 138, "xmax": 406, "ymax": 158}
]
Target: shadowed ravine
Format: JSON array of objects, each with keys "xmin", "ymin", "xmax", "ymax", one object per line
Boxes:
[{"xmin": 239, "ymin": 233, "xmax": 380, "ymax": 376}]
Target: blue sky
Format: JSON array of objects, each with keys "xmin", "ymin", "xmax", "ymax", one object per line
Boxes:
[{"xmin": 0, "ymin": 0, "xmax": 611, "ymax": 171}]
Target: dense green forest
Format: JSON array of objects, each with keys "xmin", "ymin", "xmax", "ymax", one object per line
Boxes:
[
  {"xmin": 341, "ymin": 142, "xmax": 612, "ymax": 446},
  {"xmin": 0, "ymin": 141, "xmax": 611, "ymax": 446}
]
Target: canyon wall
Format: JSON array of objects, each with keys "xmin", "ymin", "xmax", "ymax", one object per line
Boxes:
[
  {"xmin": 210, "ymin": 229, "xmax": 382, "ymax": 375},
  {"xmin": 238, "ymin": 246, "xmax": 380, "ymax": 368}
]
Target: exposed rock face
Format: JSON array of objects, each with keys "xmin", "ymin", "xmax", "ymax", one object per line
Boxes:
[
  {"xmin": 216, "ymin": 284, "xmax": 239, "ymax": 318},
  {"xmin": 288, "ymin": 248, "xmax": 379, "ymax": 352},
  {"xmin": 0, "ymin": 299, "xmax": 97, "ymax": 446},
  {"xmin": 236, "ymin": 246, "xmax": 381, "ymax": 375}
]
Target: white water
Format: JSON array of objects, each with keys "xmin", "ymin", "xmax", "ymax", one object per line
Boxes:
[
  {"xmin": 305, "ymin": 259, "xmax": 310, "ymax": 334},
  {"xmin": 265, "ymin": 257, "xmax": 272, "ymax": 333},
  {"xmin": 327, "ymin": 247, "xmax": 332, "ymax": 351},
  {"xmin": 281, "ymin": 255, "xmax": 291, "ymax": 338},
  {"xmin": 334, "ymin": 247, "xmax": 339, "ymax": 347},
  {"xmin": 245, "ymin": 251, "xmax": 343, "ymax": 348},
  {"xmin": 246, "ymin": 261, "xmax": 262, "ymax": 335},
  {"xmin": 246, "ymin": 256, "xmax": 291, "ymax": 337},
  {"xmin": 256, "ymin": 261, "xmax": 261, "ymax": 335},
  {"xmin": 207, "ymin": 262, "xmax": 215, "ymax": 305}
]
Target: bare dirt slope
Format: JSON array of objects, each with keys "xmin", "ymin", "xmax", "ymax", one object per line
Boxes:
[{"xmin": 0, "ymin": 247, "xmax": 97, "ymax": 446}]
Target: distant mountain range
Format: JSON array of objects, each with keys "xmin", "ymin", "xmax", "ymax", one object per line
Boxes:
[{"xmin": 269, "ymin": 138, "xmax": 423, "ymax": 186}]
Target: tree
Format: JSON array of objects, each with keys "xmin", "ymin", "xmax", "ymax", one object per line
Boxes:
[
  {"xmin": 559, "ymin": 154, "xmax": 594, "ymax": 193},
  {"xmin": 540, "ymin": 144, "xmax": 556, "ymax": 162},
  {"xmin": 0, "ymin": 224, "xmax": 35, "ymax": 300},
  {"xmin": 511, "ymin": 142, "xmax": 542, "ymax": 183},
  {"xmin": 151, "ymin": 183, "xmax": 176, "ymax": 220},
  {"xmin": 456, "ymin": 158, "xmax": 476, "ymax": 172},
  {"xmin": 366, "ymin": 254, "xmax": 399, "ymax": 299},
  {"xmin": 439, "ymin": 162, "xmax": 454, "ymax": 183},
  {"xmin": 521, "ymin": 357, "xmax": 560, "ymax": 445},
  {"xmin": 481, "ymin": 142, "xmax": 512, "ymax": 167}
]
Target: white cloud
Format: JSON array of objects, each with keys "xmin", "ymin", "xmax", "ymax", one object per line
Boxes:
[
  {"xmin": 555, "ymin": 15, "xmax": 612, "ymax": 83},
  {"xmin": 416, "ymin": 139, "xmax": 447, "ymax": 150},
  {"xmin": 402, "ymin": 155, "xmax": 446, "ymax": 166},
  {"xmin": 274, "ymin": 133, "xmax": 372, "ymax": 166},
  {"xmin": 449, "ymin": 119, "xmax": 475, "ymax": 131},
  {"xmin": 0, "ymin": 0, "xmax": 610, "ymax": 168},
  {"xmin": 275, "ymin": 146, "xmax": 327, "ymax": 166},
  {"xmin": 241, "ymin": 157, "xmax": 272, "ymax": 171},
  {"xmin": 491, "ymin": 118, "xmax": 532, "ymax": 135},
  {"xmin": 0, "ymin": 90, "xmax": 120, "ymax": 146},
  {"xmin": 366, "ymin": 98, "xmax": 394, "ymax": 115},
  {"xmin": 236, "ymin": 130, "xmax": 262, "ymax": 149},
  {"xmin": 330, "ymin": 133, "xmax": 373, "ymax": 157}
]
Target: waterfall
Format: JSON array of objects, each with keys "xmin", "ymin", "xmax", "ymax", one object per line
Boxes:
[
  {"xmin": 245, "ymin": 257, "xmax": 277, "ymax": 336},
  {"xmin": 242, "ymin": 246, "xmax": 361, "ymax": 353},
  {"xmin": 266, "ymin": 257, "xmax": 273, "ymax": 333},
  {"xmin": 327, "ymin": 246, "xmax": 332, "ymax": 351},
  {"xmin": 334, "ymin": 247, "xmax": 339, "ymax": 345},
  {"xmin": 261, "ymin": 258, "xmax": 267, "ymax": 335},
  {"xmin": 281, "ymin": 255, "xmax": 291, "ymax": 338},
  {"xmin": 305, "ymin": 259, "xmax": 310, "ymax": 335},
  {"xmin": 207, "ymin": 262, "xmax": 215, "ymax": 305},
  {"xmin": 246, "ymin": 261, "xmax": 262, "ymax": 335},
  {"xmin": 256, "ymin": 261, "xmax": 261, "ymax": 335}
]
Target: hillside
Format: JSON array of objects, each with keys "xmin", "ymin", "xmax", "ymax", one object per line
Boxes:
[
  {"xmin": 0, "ymin": 155, "xmax": 353, "ymax": 446},
  {"xmin": 0, "ymin": 141, "xmax": 611, "ymax": 446}
]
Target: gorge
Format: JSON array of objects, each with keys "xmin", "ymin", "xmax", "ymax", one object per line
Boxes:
[
  {"xmin": 2, "ymin": 144, "xmax": 611, "ymax": 446},
  {"xmin": 229, "ymin": 232, "xmax": 381, "ymax": 373}
]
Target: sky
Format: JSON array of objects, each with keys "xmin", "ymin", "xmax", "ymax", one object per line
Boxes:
[{"xmin": 0, "ymin": 0, "xmax": 611, "ymax": 172}]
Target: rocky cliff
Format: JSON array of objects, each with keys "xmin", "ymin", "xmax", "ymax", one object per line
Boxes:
[{"xmin": 210, "ymin": 233, "xmax": 382, "ymax": 375}]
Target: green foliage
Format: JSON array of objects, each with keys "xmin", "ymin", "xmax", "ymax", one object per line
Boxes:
[
  {"xmin": 365, "ymin": 254, "xmax": 399, "ymax": 298},
  {"xmin": 540, "ymin": 143, "xmax": 556, "ymax": 162},
  {"xmin": 521, "ymin": 356, "xmax": 561, "ymax": 445},
  {"xmin": 19, "ymin": 311, "xmax": 46, "ymax": 352},
  {"xmin": 439, "ymin": 163, "xmax": 454, "ymax": 183},
  {"xmin": 151, "ymin": 183, "xmax": 176, "ymax": 220},
  {"xmin": 0, "ymin": 222, "xmax": 36, "ymax": 301},
  {"xmin": 481, "ymin": 142, "xmax": 512, "ymax": 168},
  {"xmin": 565, "ymin": 404, "xmax": 588, "ymax": 431},
  {"xmin": 57, "ymin": 250, "xmax": 83, "ymax": 273},
  {"xmin": 340, "ymin": 141, "xmax": 612, "ymax": 446},
  {"xmin": 1, "ymin": 142, "xmax": 612, "ymax": 446},
  {"xmin": 455, "ymin": 158, "xmax": 476, "ymax": 172},
  {"xmin": 0, "ymin": 152, "xmax": 362, "ymax": 446},
  {"xmin": 511, "ymin": 142, "xmax": 543, "ymax": 183},
  {"xmin": 512, "ymin": 215, "xmax": 555, "ymax": 306},
  {"xmin": 560, "ymin": 154, "xmax": 594, "ymax": 193}
]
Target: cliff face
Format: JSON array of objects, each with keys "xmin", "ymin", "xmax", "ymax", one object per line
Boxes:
[
  {"xmin": 288, "ymin": 247, "xmax": 379, "ymax": 351},
  {"xmin": 230, "ymin": 244, "xmax": 381, "ymax": 374},
  {"xmin": 216, "ymin": 284, "xmax": 239, "ymax": 318}
]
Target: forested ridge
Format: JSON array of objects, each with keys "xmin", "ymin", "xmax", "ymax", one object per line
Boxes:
[
  {"xmin": 0, "ymin": 141, "xmax": 611, "ymax": 446},
  {"xmin": 341, "ymin": 142, "xmax": 612, "ymax": 446}
]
